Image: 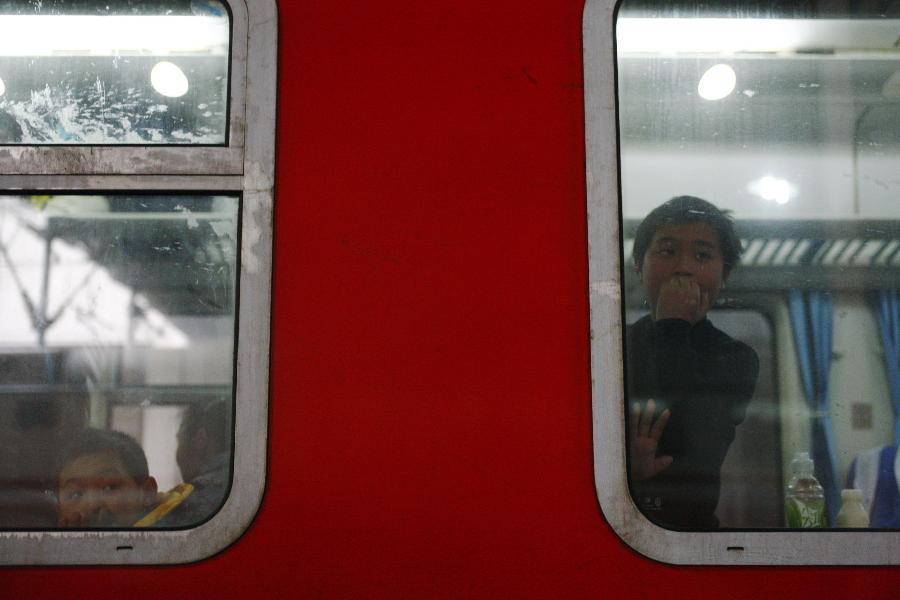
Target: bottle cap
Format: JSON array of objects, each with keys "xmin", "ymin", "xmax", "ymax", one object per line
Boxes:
[
  {"xmin": 841, "ymin": 488, "xmax": 863, "ymax": 500},
  {"xmin": 792, "ymin": 451, "xmax": 814, "ymax": 475}
]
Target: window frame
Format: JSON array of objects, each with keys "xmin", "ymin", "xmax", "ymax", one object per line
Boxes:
[
  {"xmin": 0, "ymin": 0, "xmax": 276, "ymax": 565},
  {"xmin": 584, "ymin": 0, "xmax": 900, "ymax": 565}
]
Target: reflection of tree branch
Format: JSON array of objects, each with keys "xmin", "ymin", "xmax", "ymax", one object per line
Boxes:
[
  {"xmin": 46, "ymin": 265, "xmax": 98, "ymax": 326},
  {"xmin": 131, "ymin": 296, "xmax": 168, "ymax": 339},
  {"xmin": 0, "ymin": 237, "xmax": 40, "ymax": 331},
  {"xmin": 74, "ymin": 305, "xmax": 106, "ymax": 341},
  {"xmin": 0, "ymin": 232, "xmax": 98, "ymax": 343}
]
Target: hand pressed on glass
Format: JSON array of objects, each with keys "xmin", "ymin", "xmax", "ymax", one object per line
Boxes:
[{"xmin": 629, "ymin": 399, "xmax": 673, "ymax": 482}]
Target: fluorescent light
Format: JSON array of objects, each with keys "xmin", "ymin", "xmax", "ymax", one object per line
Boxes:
[
  {"xmin": 617, "ymin": 18, "xmax": 900, "ymax": 55},
  {"xmin": 698, "ymin": 64, "xmax": 736, "ymax": 100},
  {"xmin": 0, "ymin": 16, "xmax": 228, "ymax": 57},
  {"xmin": 151, "ymin": 62, "xmax": 190, "ymax": 98},
  {"xmin": 0, "ymin": 76, "xmax": 4, "ymax": 97}
]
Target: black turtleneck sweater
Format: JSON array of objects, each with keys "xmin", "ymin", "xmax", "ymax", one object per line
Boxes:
[{"xmin": 626, "ymin": 315, "xmax": 759, "ymax": 529}]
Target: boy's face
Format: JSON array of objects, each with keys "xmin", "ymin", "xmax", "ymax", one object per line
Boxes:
[
  {"xmin": 637, "ymin": 222, "xmax": 726, "ymax": 323},
  {"xmin": 58, "ymin": 452, "xmax": 156, "ymax": 527}
]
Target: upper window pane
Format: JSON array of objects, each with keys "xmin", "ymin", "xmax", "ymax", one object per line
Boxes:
[{"xmin": 0, "ymin": 1, "xmax": 230, "ymax": 145}]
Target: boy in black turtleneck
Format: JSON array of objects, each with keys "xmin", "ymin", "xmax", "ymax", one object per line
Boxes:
[{"xmin": 627, "ymin": 196, "xmax": 758, "ymax": 529}]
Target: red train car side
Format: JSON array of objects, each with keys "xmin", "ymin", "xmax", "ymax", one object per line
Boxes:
[{"xmin": 4, "ymin": 0, "xmax": 900, "ymax": 596}]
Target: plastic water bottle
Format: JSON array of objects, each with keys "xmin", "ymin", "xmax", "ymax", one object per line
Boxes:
[{"xmin": 784, "ymin": 452, "xmax": 826, "ymax": 528}]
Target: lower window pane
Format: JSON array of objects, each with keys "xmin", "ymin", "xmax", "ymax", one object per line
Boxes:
[{"xmin": 0, "ymin": 193, "xmax": 238, "ymax": 529}]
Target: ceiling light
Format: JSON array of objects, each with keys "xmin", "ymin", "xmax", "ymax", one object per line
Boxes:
[
  {"xmin": 698, "ymin": 64, "xmax": 736, "ymax": 101},
  {"xmin": 750, "ymin": 176, "xmax": 794, "ymax": 205},
  {"xmin": 151, "ymin": 62, "xmax": 189, "ymax": 98},
  {"xmin": 616, "ymin": 18, "xmax": 900, "ymax": 55}
]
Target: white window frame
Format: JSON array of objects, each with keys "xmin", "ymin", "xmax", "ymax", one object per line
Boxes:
[
  {"xmin": 583, "ymin": 0, "xmax": 900, "ymax": 565},
  {"xmin": 0, "ymin": 0, "xmax": 276, "ymax": 565}
]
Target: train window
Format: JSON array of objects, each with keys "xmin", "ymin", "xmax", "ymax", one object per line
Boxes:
[
  {"xmin": 0, "ymin": 0, "xmax": 275, "ymax": 565},
  {"xmin": 0, "ymin": 1, "xmax": 230, "ymax": 145},
  {"xmin": 585, "ymin": 0, "xmax": 900, "ymax": 563},
  {"xmin": 0, "ymin": 193, "xmax": 237, "ymax": 525}
]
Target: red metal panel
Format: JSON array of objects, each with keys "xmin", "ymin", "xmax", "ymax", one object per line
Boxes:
[{"xmin": 6, "ymin": 1, "xmax": 900, "ymax": 597}]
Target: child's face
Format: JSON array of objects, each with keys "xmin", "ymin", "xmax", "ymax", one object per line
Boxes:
[
  {"xmin": 58, "ymin": 452, "xmax": 155, "ymax": 527},
  {"xmin": 638, "ymin": 222, "xmax": 725, "ymax": 323}
]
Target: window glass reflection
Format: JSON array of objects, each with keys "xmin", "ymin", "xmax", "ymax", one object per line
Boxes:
[
  {"xmin": 0, "ymin": 1, "xmax": 229, "ymax": 144},
  {"xmin": 0, "ymin": 193, "xmax": 237, "ymax": 528},
  {"xmin": 617, "ymin": 2, "xmax": 900, "ymax": 529}
]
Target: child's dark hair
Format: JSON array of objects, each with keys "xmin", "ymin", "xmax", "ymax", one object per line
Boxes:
[
  {"xmin": 57, "ymin": 428, "xmax": 150, "ymax": 484},
  {"xmin": 633, "ymin": 196, "xmax": 743, "ymax": 277},
  {"xmin": 181, "ymin": 399, "xmax": 231, "ymax": 454}
]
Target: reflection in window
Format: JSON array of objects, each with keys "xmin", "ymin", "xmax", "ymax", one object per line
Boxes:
[
  {"xmin": 0, "ymin": 1, "xmax": 229, "ymax": 144},
  {"xmin": 617, "ymin": 2, "xmax": 900, "ymax": 529},
  {"xmin": 0, "ymin": 194, "xmax": 237, "ymax": 528}
]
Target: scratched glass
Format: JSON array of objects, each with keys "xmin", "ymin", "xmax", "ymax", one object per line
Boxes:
[
  {"xmin": 0, "ymin": 194, "xmax": 237, "ymax": 528},
  {"xmin": 0, "ymin": 1, "xmax": 229, "ymax": 144},
  {"xmin": 617, "ymin": 1, "xmax": 900, "ymax": 529}
]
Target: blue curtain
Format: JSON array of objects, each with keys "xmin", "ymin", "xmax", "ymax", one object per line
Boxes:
[
  {"xmin": 788, "ymin": 290, "xmax": 840, "ymax": 526},
  {"xmin": 875, "ymin": 290, "xmax": 900, "ymax": 443}
]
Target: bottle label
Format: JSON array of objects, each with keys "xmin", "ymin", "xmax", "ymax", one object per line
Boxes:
[{"xmin": 785, "ymin": 498, "xmax": 825, "ymax": 528}]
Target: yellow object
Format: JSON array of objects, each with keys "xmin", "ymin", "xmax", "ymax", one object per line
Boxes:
[
  {"xmin": 30, "ymin": 195, "xmax": 52, "ymax": 210},
  {"xmin": 133, "ymin": 483, "xmax": 194, "ymax": 527}
]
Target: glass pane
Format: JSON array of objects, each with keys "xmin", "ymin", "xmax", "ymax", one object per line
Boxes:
[
  {"xmin": 0, "ymin": 193, "xmax": 238, "ymax": 528},
  {"xmin": 617, "ymin": 2, "xmax": 900, "ymax": 530},
  {"xmin": 0, "ymin": 1, "xmax": 229, "ymax": 144}
]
